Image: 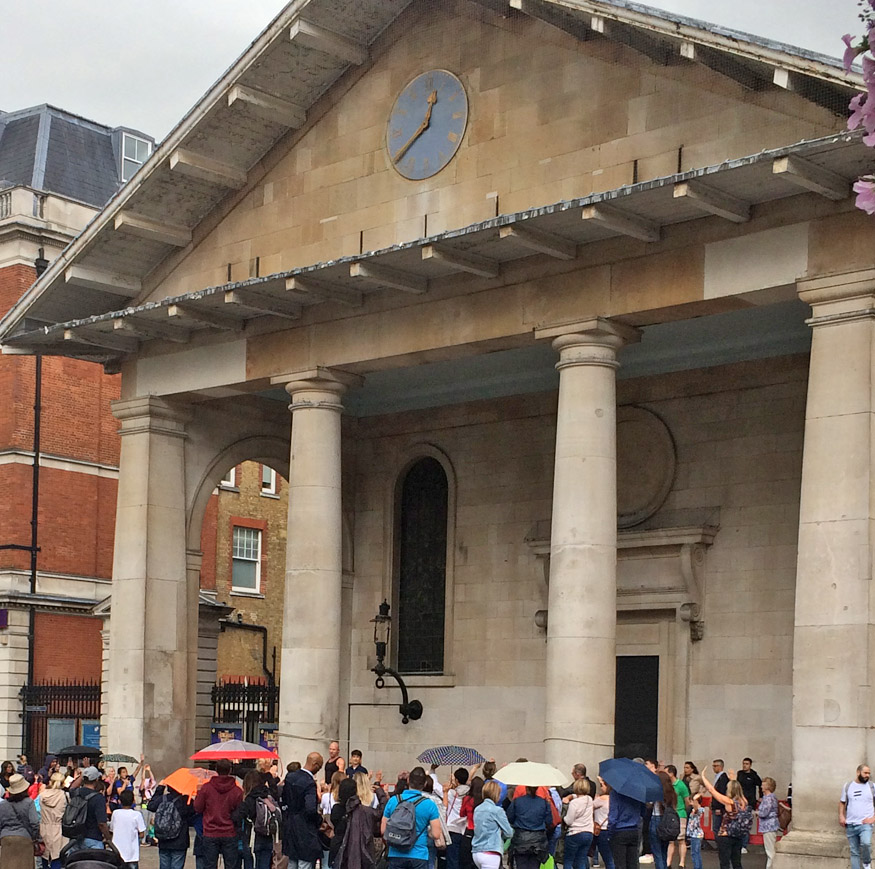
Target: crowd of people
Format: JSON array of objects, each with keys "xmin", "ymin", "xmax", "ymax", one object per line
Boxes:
[{"xmin": 0, "ymin": 746, "xmax": 803, "ymax": 869}]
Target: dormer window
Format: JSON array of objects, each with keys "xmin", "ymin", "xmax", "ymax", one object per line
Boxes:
[{"xmin": 122, "ymin": 133, "xmax": 151, "ymax": 182}]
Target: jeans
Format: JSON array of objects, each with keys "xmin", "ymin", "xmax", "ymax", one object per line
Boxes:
[
  {"xmin": 609, "ymin": 828, "xmax": 639, "ymax": 869},
  {"xmin": 447, "ymin": 832, "xmax": 464, "ymax": 869},
  {"xmin": 76, "ymin": 838, "xmax": 105, "ymax": 851},
  {"xmin": 254, "ymin": 849, "xmax": 272, "ymax": 869},
  {"xmin": 564, "ymin": 832, "xmax": 594, "ymax": 869},
  {"xmin": 594, "ymin": 833, "xmax": 614, "ymax": 869},
  {"xmin": 242, "ymin": 845, "xmax": 254, "ymax": 869},
  {"xmin": 689, "ymin": 839, "xmax": 702, "ymax": 869},
  {"xmin": 289, "ymin": 862, "xmax": 315, "ymax": 869},
  {"xmin": 388, "ymin": 860, "xmax": 429, "ymax": 869},
  {"xmin": 847, "ymin": 823, "xmax": 874, "ymax": 869},
  {"xmin": 159, "ymin": 850, "xmax": 188, "ymax": 869},
  {"xmin": 203, "ymin": 836, "xmax": 241, "ymax": 869},
  {"xmin": 125, "ymin": 863, "xmax": 139, "ymax": 869},
  {"xmin": 716, "ymin": 836, "xmax": 742, "ymax": 869},
  {"xmin": 648, "ymin": 815, "xmax": 667, "ymax": 869}
]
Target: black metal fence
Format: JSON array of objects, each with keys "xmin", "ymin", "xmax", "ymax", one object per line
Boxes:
[
  {"xmin": 211, "ymin": 681, "xmax": 279, "ymax": 744},
  {"xmin": 20, "ymin": 680, "xmax": 101, "ymax": 760}
]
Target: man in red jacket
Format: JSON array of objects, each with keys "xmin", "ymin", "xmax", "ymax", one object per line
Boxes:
[{"xmin": 194, "ymin": 759, "xmax": 244, "ymax": 869}]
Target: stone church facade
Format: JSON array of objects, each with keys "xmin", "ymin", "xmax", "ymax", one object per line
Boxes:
[{"xmin": 1, "ymin": 1, "xmax": 873, "ymax": 867}]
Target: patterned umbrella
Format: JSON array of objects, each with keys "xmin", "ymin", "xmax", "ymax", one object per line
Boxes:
[
  {"xmin": 190, "ymin": 739, "xmax": 278, "ymax": 761},
  {"xmin": 416, "ymin": 746, "xmax": 486, "ymax": 767}
]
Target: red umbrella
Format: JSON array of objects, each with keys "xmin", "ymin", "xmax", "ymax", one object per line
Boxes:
[{"xmin": 190, "ymin": 739, "xmax": 278, "ymax": 761}]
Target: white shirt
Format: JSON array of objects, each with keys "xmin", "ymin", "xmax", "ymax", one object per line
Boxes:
[
  {"xmin": 109, "ymin": 807, "xmax": 145, "ymax": 862},
  {"xmin": 842, "ymin": 781, "xmax": 875, "ymax": 826},
  {"xmin": 429, "ymin": 773, "xmax": 444, "ymax": 799}
]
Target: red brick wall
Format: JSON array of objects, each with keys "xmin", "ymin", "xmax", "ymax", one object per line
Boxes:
[
  {"xmin": 0, "ymin": 264, "xmax": 36, "ymax": 318},
  {"xmin": 0, "ymin": 262, "xmax": 122, "ymax": 578},
  {"xmin": 33, "ymin": 613, "xmax": 103, "ymax": 682},
  {"xmin": 200, "ymin": 493, "xmax": 218, "ymax": 590}
]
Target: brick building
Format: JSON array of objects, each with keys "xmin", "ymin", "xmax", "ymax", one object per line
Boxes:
[{"xmin": 0, "ymin": 105, "xmax": 153, "ymax": 759}]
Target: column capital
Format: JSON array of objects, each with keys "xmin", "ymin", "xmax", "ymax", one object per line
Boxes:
[
  {"xmin": 270, "ymin": 367, "xmax": 363, "ymax": 412},
  {"xmin": 798, "ymin": 268, "xmax": 875, "ymax": 327},
  {"xmin": 535, "ymin": 317, "xmax": 641, "ymax": 370},
  {"xmin": 110, "ymin": 396, "xmax": 190, "ymax": 437}
]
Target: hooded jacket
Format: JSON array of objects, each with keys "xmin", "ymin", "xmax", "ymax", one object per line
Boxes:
[
  {"xmin": 447, "ymin": 784, "xmax": 470, "ymax": 834},
  {"xmin": 193, "ymin": 775, "xmax": 243, "ymax": 838}
]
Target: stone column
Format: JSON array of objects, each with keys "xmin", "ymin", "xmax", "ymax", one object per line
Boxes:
[
  {"xmin": 273, "ymin": 368, "xmax": 359, "ymax": 764},
  {"xmin": 107, "ymin": 397, "xmax": 191, "ymax": 776},
  {"xmin": 776, "ymin": 269, "xmax": 875, "ymax": 869},
  {"xmin": 536, "ymin": 318, "xmax": 639, "ymax": 769}
]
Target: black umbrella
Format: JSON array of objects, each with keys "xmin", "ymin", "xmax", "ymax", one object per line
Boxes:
[{"xmin": 56, "ymin": 745, "xmax": 102, "ymax": 760}]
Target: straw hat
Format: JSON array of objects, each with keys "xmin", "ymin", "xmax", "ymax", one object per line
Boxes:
[{"xmin": 7, "ymin": 774, "xmax": 29, "ymax": 795}]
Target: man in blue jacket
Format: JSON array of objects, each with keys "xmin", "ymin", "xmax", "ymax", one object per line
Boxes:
[{"xmin": 608, "ymin": 790, "xmax": 646, "ymax": 869}]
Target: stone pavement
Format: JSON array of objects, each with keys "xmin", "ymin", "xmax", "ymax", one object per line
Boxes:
[{"xmin": 135, "ymin": 844, "xmax": 768, "ymax": 869}]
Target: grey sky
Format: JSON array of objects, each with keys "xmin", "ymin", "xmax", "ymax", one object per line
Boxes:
[{"xmin": 0, "ymin": 1, "xmax": 860, "ymax": 139}]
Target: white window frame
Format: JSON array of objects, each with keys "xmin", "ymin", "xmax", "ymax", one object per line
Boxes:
[
  {"xmin": 261, "ymin": 465, "xmax": 277, "ymax": 496},
  {"xmin": 121, "ymin": 133, "xmax": 151, "ymax": 182},
  {"xmin": 219, "ymin": 467, "xmax": 236, "ymax": 489},
  {"xmin": 231, "ymin": 526, "xmax": 262, "ymax": 594}
]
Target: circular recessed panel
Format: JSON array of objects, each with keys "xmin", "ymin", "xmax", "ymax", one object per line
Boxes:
[
  {"xmin": 617, "ymin": 406, "xmax": 676, "ymax": 528},
  {"xmin": 387, "ymin": 70, "xmax": 468, "ymax": 180}
]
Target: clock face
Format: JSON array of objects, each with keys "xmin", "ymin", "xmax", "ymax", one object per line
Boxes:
[{"xmin": 387, "ymin": 70, "xmax": 468, "ymax": 181}]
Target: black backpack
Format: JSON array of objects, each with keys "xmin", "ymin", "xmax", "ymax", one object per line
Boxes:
[
  {"xmin": 657, "ymin": 806, "xmax": 680, "ymax": 842},
  {"xmin": 62, "ymin": 789, "xmax": 98, "ymax": 839},
  {"xmin": 154, "ymin": 794, "xmax": 184, "ymax": 840},
  {"xmin": 384, "ymin": 795, "xmax": 426, "ymax": 851}
]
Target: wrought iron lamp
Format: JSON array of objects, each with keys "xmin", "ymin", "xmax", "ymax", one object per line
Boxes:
[{"xmin": 370, "ymin": 600, "xmax": 423, "ymax": 724}]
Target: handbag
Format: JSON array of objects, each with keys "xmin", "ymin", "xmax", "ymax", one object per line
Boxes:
[
  {"xmin": 33, "ymin": 841, "xmax": 46, "ymax": 858},
  {"xmin": 725, "ymin": 802, "xmax": 753, "ymax": 839},
  {"xmin": 271, "ymin": 840, "xmax": 289, "ymax": 869}
]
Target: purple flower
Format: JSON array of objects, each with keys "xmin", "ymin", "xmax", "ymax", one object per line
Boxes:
[
  {"xmin": 849, "ymin": 92, "xmax": 867, "ymax": 130},
  {"xmin": 843, "ymin": 33, "xmax": 859, "ymax": 71},
  {"xmin": 853, "ymin": 178, "xmax": 875, "ymax": 215}
]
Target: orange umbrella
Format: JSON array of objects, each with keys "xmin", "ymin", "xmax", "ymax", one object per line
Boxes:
[{"xmin": 161, "ymin": 767, "xmax": 217, "ymax": 802}]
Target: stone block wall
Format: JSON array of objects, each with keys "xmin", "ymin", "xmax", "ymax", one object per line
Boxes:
[
  {"xmin": 154, "ymin": 0, "xmax": 842, "ymax": 301},
  {"xmin": 346, "ymin": 353, "xmax": 807, "ymax": 786}
]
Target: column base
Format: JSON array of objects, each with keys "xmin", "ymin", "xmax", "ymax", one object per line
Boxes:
[{"xmin": 772, "ymin": 830, "xmax": 849, "ymax": 869}]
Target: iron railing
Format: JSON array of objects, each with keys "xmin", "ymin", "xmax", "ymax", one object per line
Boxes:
[
  {"xmin": 211, "ymin": 680, "xmax": 279, "ymax": 744},
  {"xmin": 20, "ymin": 680, "xmax": 101, "ymax": 760}
]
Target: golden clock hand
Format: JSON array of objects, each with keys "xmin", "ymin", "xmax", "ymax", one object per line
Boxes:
[{"xmin": 393, "ymin": 90, "xmax": 438, "ymax": 164}]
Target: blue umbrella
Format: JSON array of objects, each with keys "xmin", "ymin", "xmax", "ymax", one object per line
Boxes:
[
  {"xmin": 599, "ymin": 757, "xmax": 663, "ymax": 803},
  {"xmin": 417, "ymin": 746, "xmax": 486, "ymax": 766}
]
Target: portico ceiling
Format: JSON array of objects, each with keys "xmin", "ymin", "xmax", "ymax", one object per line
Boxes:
[
  {"xmin": 0, "ymin": 0, "xmax": 865, "ymax": 362},
  {"xmin": 254, "ymin": 298, "xmax": 810, "ymax": 417}
]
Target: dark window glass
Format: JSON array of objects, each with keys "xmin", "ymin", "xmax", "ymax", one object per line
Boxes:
[{"xmin": 397, "ymin": 457, "xmax": 448, "ymax": 674}]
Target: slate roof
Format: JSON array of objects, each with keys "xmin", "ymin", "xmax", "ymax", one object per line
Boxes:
[{"xmin": 0, "ymin": 104, "xmax": 153, "ymax": 208}]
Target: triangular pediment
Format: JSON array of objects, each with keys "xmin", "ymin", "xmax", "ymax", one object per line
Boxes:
[{"xmin": 1, "ymin": 0, "xmax": 864, "ymax": 356}]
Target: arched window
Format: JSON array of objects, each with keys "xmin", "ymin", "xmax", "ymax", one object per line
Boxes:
[{"xmin": 395, "ymin": 457, "xmax": 448, "ymax": 674}]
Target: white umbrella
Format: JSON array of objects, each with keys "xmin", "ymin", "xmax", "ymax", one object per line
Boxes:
[{"xmin": 493, "ymin": 762, "xmax": 568, "ymax": 787}]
